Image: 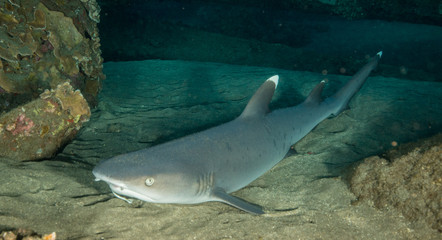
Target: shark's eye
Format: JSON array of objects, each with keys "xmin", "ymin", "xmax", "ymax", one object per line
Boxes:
[{"xmin": 145, "ymin": 177, "xmax": 155, "ymax": 186}]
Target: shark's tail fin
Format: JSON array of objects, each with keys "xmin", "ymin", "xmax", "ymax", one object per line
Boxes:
[{"xmin": 325, "ymin": 51, "xmax": 382, "ymax": 116}]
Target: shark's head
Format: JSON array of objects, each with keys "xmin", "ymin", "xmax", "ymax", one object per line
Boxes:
[{"xmin": 92, "ymin": 152, "xmax": 203, "ymax": 204}]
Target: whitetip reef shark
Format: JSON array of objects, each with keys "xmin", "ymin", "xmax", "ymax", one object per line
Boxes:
[{"xmin": 93, "ymin": 51, "xmax": 382, "ymax": 214}]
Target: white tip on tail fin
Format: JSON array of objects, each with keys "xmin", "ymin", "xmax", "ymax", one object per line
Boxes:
[
  {"xmin": 377, "ymin": 51, "xmax": 382, "ymax": 58},
  {"xmin": 267, "ymin": 75, "xmax": 279, "ymax": 89}
]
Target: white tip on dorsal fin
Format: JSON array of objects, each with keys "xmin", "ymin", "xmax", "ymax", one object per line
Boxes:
[
  {"xmin": 239, "ymin": 75, "xmax": 278, "ymax": 119},
  {"xmin": 268, "ymin": 75, "xmax": 279, "ymax": 88}
]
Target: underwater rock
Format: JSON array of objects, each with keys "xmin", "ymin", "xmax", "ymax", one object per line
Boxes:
[
  {"xmin": 0, "ymin": 0, "xmax": 104, "ymax": 112},
  {"xmin": 350, "ymin": 134, "xmax": 442, "ymax": 232},
  {"xmin": 0, "ymin": 229, "xmax": 56, "ymax": 240},
  {"xmin": 0, "ymin": 82, "xmax": 90, "ymax": 161}
]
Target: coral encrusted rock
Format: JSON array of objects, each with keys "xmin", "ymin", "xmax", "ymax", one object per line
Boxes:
[
  {"xmin": 350, "ymin": 134, "xmax": 442, "ymax": 232},
  {"xmin": 0, "ymin": 0, "xmax": 104, "ymax": 112},
  {"xmin": 0, "ymin": 0, "xmax": 103, "ymax": 160},
  {"xmin": 0, "ymin": 82, "xmax": 90, "ymax": 161}
]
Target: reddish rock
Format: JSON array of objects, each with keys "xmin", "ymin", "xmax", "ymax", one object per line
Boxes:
[{"xmin": 0, "ymin": 82, "xmax": 90, "ymax": 161}]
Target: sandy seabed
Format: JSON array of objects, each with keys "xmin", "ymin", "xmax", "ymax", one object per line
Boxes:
[{"xmin": 1, "ymin": 60, "xmax": 441, "ymax": 239}]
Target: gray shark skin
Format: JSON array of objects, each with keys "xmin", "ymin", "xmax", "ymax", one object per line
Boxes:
[{"xmin": 93, "ymin": 52, "xmax": 382, "ymax": 214}]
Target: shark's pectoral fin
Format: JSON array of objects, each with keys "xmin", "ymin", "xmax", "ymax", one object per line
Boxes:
[{"xmin": 211, "ymin": 187, "xmax": 264, "ymax": 215}]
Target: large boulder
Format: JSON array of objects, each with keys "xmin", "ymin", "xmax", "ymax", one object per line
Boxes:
[
  {"xmin": 0, "ymin": 0, "xmax": 103, "ymax": 160},
  {"xmin": 0, "ymin": 0, "xmax": 104, "ymax": 111},
  {"xmin": 0, "ymin": 82, "xmax": 90, "ymax": 160}
]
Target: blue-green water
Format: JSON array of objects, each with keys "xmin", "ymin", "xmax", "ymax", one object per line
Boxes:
[{"xmin": 1, "ymin": 0, "xmax": 441, "ymax": 239}]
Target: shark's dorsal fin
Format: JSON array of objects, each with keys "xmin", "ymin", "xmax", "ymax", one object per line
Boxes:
[
  {"xmin": 303, "ymin": 80, "xmax": 326, "ymax": 105},
  {"xmin": 239, "ymin": 75, "xmax": 278, "ymax": 119}
]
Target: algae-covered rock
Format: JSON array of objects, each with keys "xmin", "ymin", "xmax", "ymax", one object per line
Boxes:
[
  {"xmin": 350, "ymin": 134, "xmax": 442, "ymax": 232},
  {"xmin": 0, "ymin": 82, "xmax": 90, "ymax": 161},
  {"xmin": 0, "ymin": 0, "xmax": 103, "ymax": 159},
  {"xmin": 0, "ymin": 0, "xmax": 104, "ymax": 112}
]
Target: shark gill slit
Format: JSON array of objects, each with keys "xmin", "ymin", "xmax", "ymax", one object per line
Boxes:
[{"xmin": 196, "ymin": 171, "xmax": 214, "ymax": 197}]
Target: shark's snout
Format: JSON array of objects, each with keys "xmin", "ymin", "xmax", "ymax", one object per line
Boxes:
[{"xmin": 92, "ymin": 167, "xmax": 105, "ymax": 182}]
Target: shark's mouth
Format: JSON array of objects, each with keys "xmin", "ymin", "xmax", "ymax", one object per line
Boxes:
[
  {"xmin": 108, "ymin": 183, "xmax": 156, "ymax": 203},
  {"xmin": 93, "ymin": 171, "xmax": 135, "ymax": 203},
  {"xmin": 94, "ymin": 175, "xmax": 156, "ymax": 203},
  {"xmin": 111, "ymin": 189, "xmax": 133, "ymax": 203}
]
